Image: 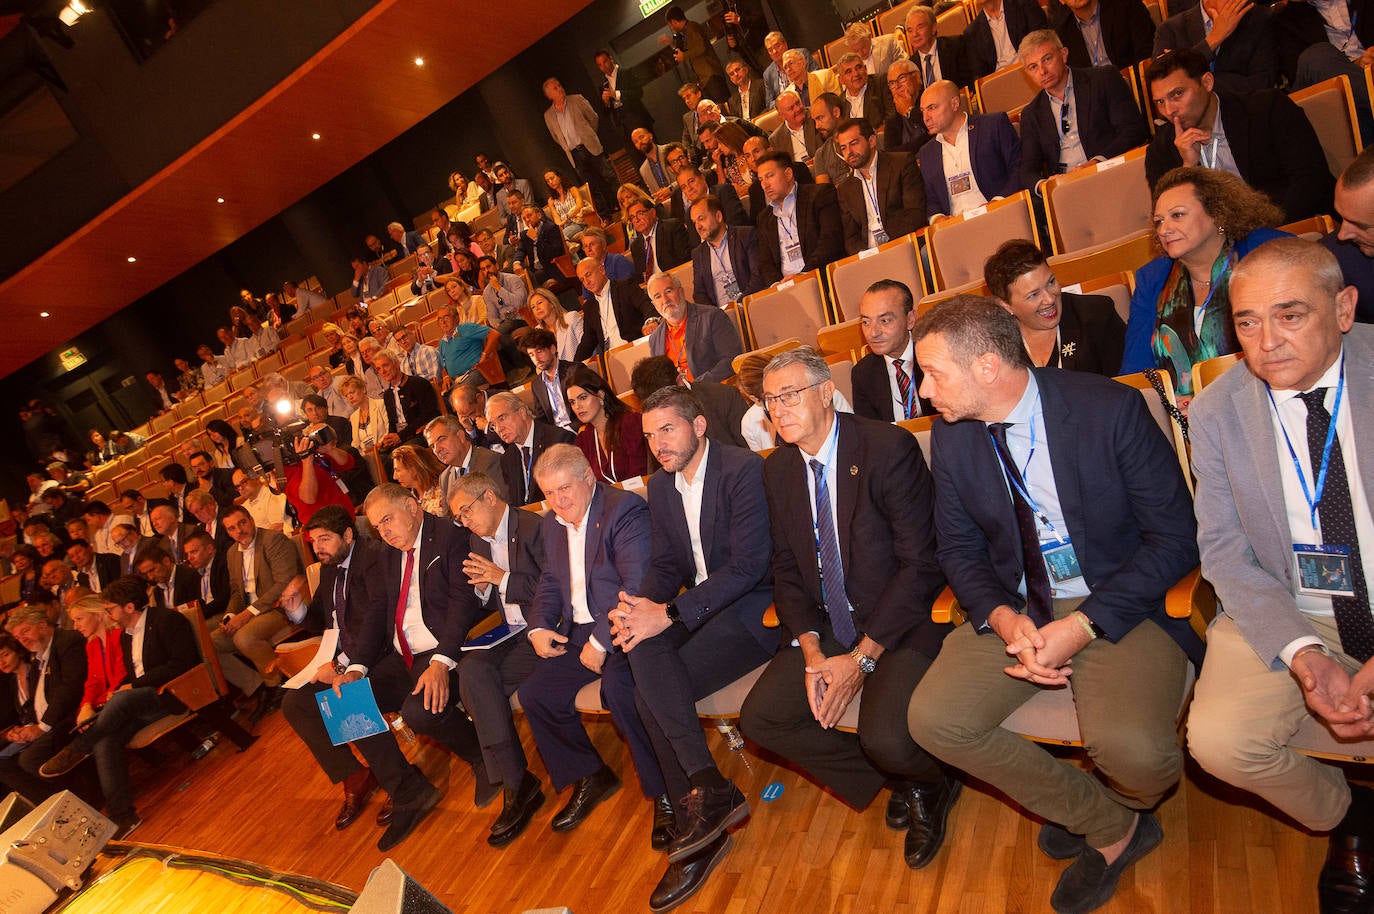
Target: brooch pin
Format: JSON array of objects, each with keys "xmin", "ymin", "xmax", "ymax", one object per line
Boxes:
[
  {"xmin": 1061, "ymin": 341, "xmax": 1077, "ymax": 359},
  {"xmin": 849, "ymin": 466, "xmax": 858, "ymax": 476}
]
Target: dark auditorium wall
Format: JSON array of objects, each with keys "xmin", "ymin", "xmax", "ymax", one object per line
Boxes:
[{"xmin": 0, "ymin": 0, "xmax": 839, "ymax": 497}]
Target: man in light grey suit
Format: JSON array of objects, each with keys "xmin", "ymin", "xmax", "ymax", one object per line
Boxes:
[
  {"xmin": 634, "ymin": 129, "xmax": 675, "ymax": 200},
  {"xmin": 424, "ymin": 416, "xmax": 503, "ymax": 513},
  {"xmin": 645, "ymin": 273, "xmax": 743, "ymax": 384},
  {"xmin": 1187, "ymin": 237, "xmax": 1374, "ymax": 913},
  {"xmin": 542, "ymin": 77, "xmax": 615, "ymax": 218}
]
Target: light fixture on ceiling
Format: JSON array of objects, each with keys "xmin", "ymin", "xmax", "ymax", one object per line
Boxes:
[
  {"xmin": 127, "ymin": 256, "xmax": 137, "ymax": 263},
  {"xmin": 57, "ymin": 0, "xmax": 90, "ymax": 27},
  {"xmin": 216, "ymin": 197, "xmax": 225, "ymax": 204},
  {"xmin": 39, "ymin": 311, "xmax": 50, "ymax": 318},
  {"xmin": 414, "ymin": 57, "xmax": 424, "ymax": 66},
  {"xmin": 311, "ymin": 132, "xmax": 321, "ymax": 140}
]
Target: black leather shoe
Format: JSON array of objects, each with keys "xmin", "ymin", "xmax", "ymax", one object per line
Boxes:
[
  {"xmin": 1320, "ymin": 831, "xmax": 1374, "ymax": 914},
  {"xmin": 666, "ymin": 783, "xmax": 749, "ymax": 863},
  {"xmin": 1039, "ymin": 821, "xmax": 1088, "ymax": 860},
  {"xmin": 335, "ymin": 769, "xmax": 378, "ymax": 830},
  {"xmin": 247, "ymin": 686, "xmax": 284, "ymax": 724},
  {"xmin": 1050, "ymin": 813, "xmax": 1162, "ymax": 914},
  {"xmin": 471, "ymin": 761, "xmax": 500, "ymax": 809},
  {"xmin": 375, "ymin": 796, "xmax": 394, "ymax": 827},
  {"xmin": 377, "ymin": 783, "xmax": 441, "ymax": 852},
  {"xmin": 903, "ymin": 777, "xmax": 962, "ymax": 869},
  {"xmin": 886, "ymin": 789, "xmax": 910, "ymax": 830},
  {"xmin": 649, "ymin": 832, "xmax": 733, "ymax": 912},
  {"xmin": 550, "ymin": 765, "xmax": 620, "ymax": 832},
  {"xmin": 488, "ymin": 771, "xmax": 545, "ymax": 848},
  {"xmin": 651, "ymin": 794, "xmax": 676, "ymax": 852}
]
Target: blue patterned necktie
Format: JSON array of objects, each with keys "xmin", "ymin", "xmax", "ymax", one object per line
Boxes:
[{"xmin": 809, "ymin": 458, "xmax": 858, "ymax": 647}]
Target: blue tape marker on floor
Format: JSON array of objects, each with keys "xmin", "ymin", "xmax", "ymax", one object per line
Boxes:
[{"xmin": 761, "ymin": 782, "xmax": 784, "ymax": 802}]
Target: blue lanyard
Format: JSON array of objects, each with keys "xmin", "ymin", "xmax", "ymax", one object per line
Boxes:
[
  {"xmin": 709, "ymin": 232, "xmax": 735, "ymax": 276},
  {"xmin": 860, "ymin": 168, "xmax": 883, "ymax": 227},
  {"xmin": 987, "ymin": 406, "xmax": 1065, "ymax": 543},
  {"xmin": 893, "ymin": 355, "xmax": 915, "ymax": 418},
  {"xmin": 1266, "ymin": 355, "xmax": 1346, "ymax": 530}
]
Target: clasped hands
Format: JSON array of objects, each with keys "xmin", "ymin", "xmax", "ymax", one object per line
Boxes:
[
  {"xmin": 1292, "ymin": 651, "xmax": 1374, "ymax": 739},
  {"xmin": 987, "ymin": 606, "xmax": 1093, "ymax": 686}
]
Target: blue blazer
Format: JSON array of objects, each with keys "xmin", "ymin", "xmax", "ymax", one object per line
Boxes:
[
  {"xmin": 918, "ymin": 113, "xmax": 1023, "ymax": 217},
  {"xmin": 640, "ymin": 443, "xmax": 778, "ymax": 655},
  {"xmin": 690, "ymin": 226, "xmax": 764, "ymax": 308},
  {"xmin": 1121, "ymin": 227, "xmax": 1290, "ymax": 374},
  {"xmin": 530, "ymin": 485, "xmax": 651, "ymax": 649},
  {"xmin": 929, "ymin": 369, "xmax": 1203, "ymax": 664}
]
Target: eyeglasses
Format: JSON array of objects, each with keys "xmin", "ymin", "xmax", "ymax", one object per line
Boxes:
[
  {"xmin": 762, "ymin": 381, "xmax": 823, "ymax": 411},
  {"xmin": 454, "ymin": 491, "xmax": 488, "ymax": 525}
]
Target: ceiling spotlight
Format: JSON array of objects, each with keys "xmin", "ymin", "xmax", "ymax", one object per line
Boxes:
[
  {"xmin": 414, "ymin": 57, "xmax": 424, "ymax": 66},
  {"xmin": 39, "ymin": 311, "xmax": 50, "ymax": 318},
  {"xmin": 311, "ymin": 132, "xmax": 321, "ymax": 140},
  {"xmin": 216, "ymin": 197, "xmax": 225, "ymax": 204},
  {"xmin": 126, "ymin": 256, "xmax": 137, "ymax": 263}
]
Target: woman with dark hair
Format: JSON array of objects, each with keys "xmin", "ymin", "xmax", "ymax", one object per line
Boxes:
[
  {"xmin": 711, "ymin": 121, "xmax": 754, "ymax": 198},
  {"xmin": 0, "ymin": 632, "xmax": 35, "ymax": 756},
  {"xmin": 390, "ymin": 444, "xmax": 448, "ymax": 517},
  {"xmin": 564, "ymin": 365, "xmax": 649, "ymax": 483},
  {"xmin": 446, "ymin": 245, "xmax": 481, "ymax": 292},
  {"xmin": 204, "ymin": 419, "xmax": 242, "ymax": 470},
  {"xmin": 8, "ymin": 545, "xmax": 44, "ymax": 605},
  {"xmin": 545, "ymin": 169, "xmax": 589, "ymax": 240},
  {"xmin": 1122, "ymin": 166, "xmax": 1288, "ymax": 408}
]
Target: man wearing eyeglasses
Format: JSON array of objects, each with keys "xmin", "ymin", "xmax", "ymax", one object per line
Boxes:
[
  {"xmin": 1016, "ymin": 30, "xmax": 1145, "ymax": 196},
  {"xmin": 627, "ymin": 199, "xmax": 693, "ymax": 283},
  {"xmin": 740, "ymin": 347, "xmax": 952, "ymax": 871},
  {"xmin": 882, "ymin": 60, "xmax": 931, "ymax": 157},
  {"xmin": 307, "ymin": 365, "xmax": 352, "ymax": 419}
]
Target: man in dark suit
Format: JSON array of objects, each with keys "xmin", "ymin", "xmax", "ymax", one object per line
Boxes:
[
  {"xmin": 853, "ymin": 280, "xmax": 934, "ymax": 422},
  {"xmin": 515, "ymin": 206, "xmax": 569, "ymax": 288},
  {"xmin": 148, "ymin": 504, "xmax": 198, "ymax": 565},
  {"xmin": 1152, "ymin": 0, "xmax": 1277, "ymax": 93},
  {"xmin": 1325, "ymin": 147, "xmax": 1374, "ymax": 324},
  {"xmin": 628, "ymin": 199, "xmax": 694, "ymax": 283},
  {"xmin": 1144, "ymin": 48, "xmax": 1333, "ymax": 222},
  {"xmin": 41, "ymin": 575, "xmax": 199, "ymax": 835},
  {"xmin": 65, "ymin": 538, "xmax": 120, "ymax": 595},
  {"xmin": 485, "ymin": 392, "xmax": 576, "ymax": 506},
  {"xmin": 726, "ymin": 58, "xmax": 767, "ymax": 121},
  {"xmin": 422, "ymin": 416, "xmax": 503, "ymax": 510},
  {"xmin": 371, "ymin": 350, "xmax": 442, "ymax": 454},
  {"xmin": 1017, "ymin": 31, "xmax": 1147, "ymax": 193},
  {"xmin": 835, "ymin": 54, "xmax": 894, "ymax": 132},
  {"xmin": 906, "ymin": 5, "xmax": 970, "ymax": 89},
  {"xmin": 387, "ymin": 222, "xmax": 426, "ymax": 257},
  {"xmin": 739, "ymin": 349, "xmax": 953, "ymax": 870},
  {"xmin": 188, "ymin": 451, "xmax": 237, "ymax": 509},
  {"xmin": 646, "ymin": 274, "xmax": 745, "ymax": 384},
  {"xmin": 754, "ymin": 150, "xmax": 845, "ymax": 285},
  {"xmin": 182, "ymin": 531, "xmax": 231, "ymax": 620},
  {"xmin": 0, "ymin": 605, "xmax": 87, "ymax": 806},
  {"xmin": 135, "ymin": 547, "xmax": 201, "ymax": 609},
  {"xmin": 883, "ymin": 59, "xmax": 933, "ymax": 157},
  {"xmin": 984, "ymin": 238, "xmax": 1127, "ymax": 374},
  {"xmin": 632, "ymin": 356, "xmax": 749, "ymax": 449},
  {"xmin": 574, "ymin": 257, "xmax": 657, "ymax": 358},
  {"xmin": 690, "ymin": 196, "xmax": 764, "ymax": 308},
  {"xmin": 670, "ymin": 165, "xmax": 749, "ymax": 244},
  {"xmin": 342, "ymin": 485, "xmax": 493, "ymax": 847},
  {"xmin": 1050, "ymin": 0, "xmax": 1155, "ymax": 69},
  {"xmin": 1185, "ymin": 239, "xmax": 1374, "ymax": 913},
  {"xmin": 919, "ymin": 81, "xmax": 1023, "ymax": 218},
  {"xmin": 516, "ymin": 445, "xmax": 667, "ymax": 843},
  {"xmin": 907, "ymin": 297, "xmax": 1201, "ymax": 913},
  {"xmin": 514, "ymin": 330, "xmax": 576, "ymax": 433},
  {"xmin": 964, "ymin": 0, "xmax": 1048, "ymax": 81},
  {"xmin": 185, "ymin": 492, "xmax": 231, "ymax": 553},
  {"xmin": 452, "ymin": 473, "xmax": 547, "ymax": 846},
  {"xmin": 835, "ymin": 119, "xmax": 927, "ymax": 255},
  {"xmin": 614, "ymin": 387, "xmax": 779, "ymax": 908},
  {"xmin": 595, "ymin": 48, "xmax": 652, "ymax": 139}
]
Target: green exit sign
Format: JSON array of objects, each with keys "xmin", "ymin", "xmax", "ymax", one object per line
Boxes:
[{"xmin": 640, "ymin": 0, "xmax": 671, "ymax": 18}]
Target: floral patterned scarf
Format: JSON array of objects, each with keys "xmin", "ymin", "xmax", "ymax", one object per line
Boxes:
[{"xmin": 1150, "ymin": 241, "xmax": 1239, "ymax": 397}]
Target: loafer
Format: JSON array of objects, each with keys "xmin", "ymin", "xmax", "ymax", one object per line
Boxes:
[
  {"xmin": 335, "ymin": 769, "xmax": 378, "ymax": 831},
  {"xmin": 488, "ymin": 771, "xmax": 545, "ymax": 848},
  {"xmin": 1039, "ymin": 821, "xmax": 1088, "ymax": 860},
  {"xmin": 376, "ymin": 796, "xmax": 394, "ymax": 828},
  {"xmin": 649, "ymin": 832, "xmax": 733, "ymax": 913},
  {"xmin": 886, "ymin": 789, "xmax": 910, "ymax": 830},
  {"xmin": 1319, "ymin": 831, "xmax": 1374, "ymax": 914},
  {"xmin": 666, "ymin": 783, "xmax": 749, "ymax": 863},
  {"xmin": 651, "ymin": 794, "xmax": 676, "ymax": 852},
  {"xmin": 472, "ymin": 761, "xmax": 500, "ymax": 809},
  {"xmin": 39, "ymin": 744, "xmax": 91, "ymax": 779},
  {"xmin": 377, "ymin": 783, "xmax": 441, "ymax": 852},
  {"xmin": 112, "ymin": 815, "xmax": 142, "ymax": 840},
  {"xmin": 1050, "ymin": 813, "xmax": 1163, "ymax": 914},
  {"xmin": 903, "ymin": 776, "xmax": 962, "ymax": 870},
  {"xmin": 550, "ymin": 765, "xmax": 620, "ymax": 833}
]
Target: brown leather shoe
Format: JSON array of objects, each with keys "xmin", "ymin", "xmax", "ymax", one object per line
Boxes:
[
  {"xmin": 376, "ymin": 796, "xmax": 395, "ymax": 827},
  {"xmin": 335, "ymin": 769, "xmax": 378, "ymax": 831}
]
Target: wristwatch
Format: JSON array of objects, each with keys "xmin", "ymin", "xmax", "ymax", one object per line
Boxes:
[
  {"xmin": 850, "ymin": 647, "xmax": 876, "ymax": 675},
  {"xmin": 665, "ymin": 601, "xmax": 682, "ymax": 624}
]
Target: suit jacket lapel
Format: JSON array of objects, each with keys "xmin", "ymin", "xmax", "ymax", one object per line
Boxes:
[
  {"xmin": 1219, "ymin": 95, "xmax": 1251, "ymax": 179},
  {"xmin": 1347, "ymin": 330, "xmax": 1374, "ymax": 486},
  {"xmin": 1235, "ymin": 371, "xmax": 1292, "ymax": 549},
  {"xmin": 1074, "ymin": 74, "xmax": 1094, "ymax": 148},
  {"xmin": 584, "ymin": 487, "xmax": 607, "ymax": 588},
  {"xmin": 699, "ymin": 445, "xmax": 720, "ymax": 560},
  {"xmin": 834, "ymin": 417, "xmax": 859, "ymax": 569},
  {"xmin": 1039, "ymin": 374, "xmax": 1087, "ymax": 548}
]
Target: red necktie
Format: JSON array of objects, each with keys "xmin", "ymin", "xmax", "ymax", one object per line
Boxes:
[
  {"xmin": 394, "ymin": 548, "xmax": 416, "ymax": 667},
  {"xmin": 893, "ymin": 359, "xmax": 913, "ymax": 419}
]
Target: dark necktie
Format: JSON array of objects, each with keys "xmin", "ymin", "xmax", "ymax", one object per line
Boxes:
[
  {"xmin": 1300, "ymin": 389, "xmax": 1374, "ymax": 661},
  {"xmin": 521, "ymin": 446, "xmax": 533, "ymax": 501},
  {"xmin": 387, "ymin": 387, "xmax": 403, "ymax": 432},
  {"xmin": 23, "ymin": 662, "xmax": 37, "ymax": 708},
  {"xmin": 892, "ymin": 359, "xmax": 913, "ymax": 420},
  {"xmin": 988, "ymin": 423, "xmax": 1053, "ymax": 626},
  {"xmin": 651, "ymin": 159, "xmax": 667, "ymax": 187},
  {"xmin": 923, "ymin": 54, "xmax": 935, "ymax": 85},
  {"xmin": 394, "ymin": 548, "xmax": 417, "ymax": 668},
  {"xmin": 76, "ymin": 571, "xmax": 90, "ymax": 589},
  {"xmin": 333, "ymin": 567, "xmax": 348, "ymax": 627},
  {"xmin": 644, "ymin": 234, "xmax": 656, "ymax": 282},
  {"xmin": 808, "ymin": 458, "xmax": 858, "ymax": 647}
]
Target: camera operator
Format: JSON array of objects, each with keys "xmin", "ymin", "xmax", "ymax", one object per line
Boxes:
[{"xmin": 282, "ymin": 423, "xmax": 356, "ymax": 530}]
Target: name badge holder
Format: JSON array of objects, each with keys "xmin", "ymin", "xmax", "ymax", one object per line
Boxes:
[{"xmin": 948, "ymin": 171, "xmax": 973, "ymax": 196}]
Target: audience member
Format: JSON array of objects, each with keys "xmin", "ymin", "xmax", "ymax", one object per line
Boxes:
[
  {"xmin": 516, "ymin": 329, "xmax": 577, "ymax": 433},
  {"xmin": 755, "ymin": 151, "xmax": 844, "ymax": 285},
  {"xmin": 486, "ymin": 392, "xmax": 576, "ymax": 506},
  {"xmin": 1152, "ymin": 0, "xmax": 1277, "ymax": 93},
  {"xmin": 1049, "ymin": 0, "xmax": 1154, "ymax": 69},
  {"xmin": 905, "ymin": 6, "xmax": 969, "ymax": 89},
  {"xmin": 646, "ymin": 273, "xmax": 743, "ymax": 384},
  {"xmin": 919, "ymin": 80, "xmax": 1022, "ymax": 218},
  {"xmin": 852, "ymin": 280, "xmax": 932, "ymax": 422},
  {"xmin": 835, "ymin": 53, "xmax": 894, "ymax": 131},
  {"xmin": 542, "ymin": 79, "xmax": 616, "ymax": 218},
  {"xmin": 835, "ymin": 118, "xmax": 926, "ymax": 254},
  {"xmin": 964, "ymin": 0, "xmax": 1048, "ymax": 80},
  {"xmin": 690, "ymin": 195, "xmax": 764, "ymax": 307},
  {"xmin": 1323, "ymin": 145, "xmax": 1374, "ymax": 322},
  {"xmin": 574, "ymin": 256, "xmax": 656, "ymax": 358}
]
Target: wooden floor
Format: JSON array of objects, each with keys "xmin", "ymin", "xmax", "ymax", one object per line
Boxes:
[{"xmin": 108, "ymin": 709, "xmax": 1332, "ymax": 914}]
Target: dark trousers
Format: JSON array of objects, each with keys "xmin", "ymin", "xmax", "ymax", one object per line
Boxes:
[
  {"xmin": 72, "ymin": 687, "xmax": 172, "ymax": 820},
  {"xmin": 569, "ymin": 145, "xmax": 618, "ymax": 217},
  {"xmin": 628, "ymin": 609, "xmax": 775, "ymax": 810},
  {"xmin": 517, "ymin": 622, "xmax": 666, "ymax": 797},
  {"xmin": 0, "ymin": 729, "xmax": 71, "ymax": 806},
  {"xmin": 383, "ymin": 650, "xmax": 482, "ymax": 768},
  {"xmin": 740, "ymin": 629, "xmax": 942, "ymax": 809},
  {"xmin": 457, "ymin": 636, "xmax": 540, "ymax": 787}
]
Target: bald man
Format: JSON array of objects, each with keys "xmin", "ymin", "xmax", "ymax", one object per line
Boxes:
[{"xmin": 916, "ymin": 80, "xmax": 1021, "ymax": 218}]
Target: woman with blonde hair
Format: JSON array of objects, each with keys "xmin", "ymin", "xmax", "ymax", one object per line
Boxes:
[
  {"xmin": 528, "ymin": 288, "xmax": 584, "ymax": 363},
  {"xmin": 68, "ymin": 595, "xmax": 126, "ymax": 726},
  {"xmin": 340, "ymin": 375, "xmax": 389, "ymax": 484},
  {"xmin": 390, "ymin": 444, "xmax": 448, "ymax": 516}
]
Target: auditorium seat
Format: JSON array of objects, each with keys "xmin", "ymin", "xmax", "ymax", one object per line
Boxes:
[
  {"xmin": 816, "ymin": 317, "xmax": 865, "ymax": 359},
  {"xmin": 1045, "ymin": 228, "xmax": 1155, "ymax": 286},
  {"xmin": 1043, "ymin": 146, "xmax": 1150, "ymax": 255},
  {"xmin": 928, "ymin": 192, "xmax": 1038, "ymax": 290},
  {"xmin": 1291, "ymin": 74, "xmax": 1363, "ymax": 180},
  {"xmin": 976, "ymin": 63, "xmax": 1036, "ymax": 117},
  {"xmin": 827, "ymin": 233, "xmax": 927, "ymax": 321},
  {"xmin": 744, "ymin": 271, "xmax": 831, "ymax": 349}
]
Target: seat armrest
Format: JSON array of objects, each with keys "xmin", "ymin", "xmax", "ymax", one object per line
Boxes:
[
  {"xmin": 931, "ymin": 587, "xmax": 966, "ymax": 626},
  {"xmin": 1165, "ymin": 566, "xmax": 1217, "ymax": 640}
]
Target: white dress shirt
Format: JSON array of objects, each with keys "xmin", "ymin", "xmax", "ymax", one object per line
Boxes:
[
  {"xmin": 553, "ymin": 501, "xmax": 604, "ymax": 651},
  {"xmin": 393, "ymin": 519, "xmax": 454, "ymax": 669},
  {"xmin": 595, "ymin": 283, "xmax": 627, "ymax": 350},
  {"xmin": 937, "ymin": 116, "xmax": 990, "ymax": 215},
  {"xmin": 128, "ymin": 609, "xmax": 150, "ymax": 679},
  {"xmin": 478, "ymin": 510, "xmax": 526, "ymax": 626},
  {"xmin": 768, "ymin": 183, "xmax": 806, "ymax": 277},
  {"xmin": 674, "ymin": 441, "xmax": 712, "ymax": 586},
  {"xmin": 885, "ymin": 338, "xmax": 923, "ymax": 420}
]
